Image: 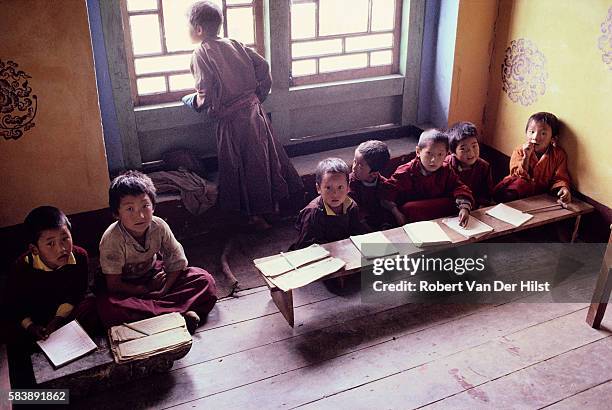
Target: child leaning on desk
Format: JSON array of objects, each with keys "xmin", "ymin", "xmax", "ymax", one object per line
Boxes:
[
  {"xmin": 290, "ymin": 158, "xmax": 368, "ymax": 251},
  {"xmin": 6, "ymin": 206, "xmax": 99, "ymax": 344},
  {"xmin": 96, "ymin": 171, "xmax": 217, "ymax": 334},
  {"xmin": 493, "ymin": 112, "xmax": 571, "ymax": 204}
]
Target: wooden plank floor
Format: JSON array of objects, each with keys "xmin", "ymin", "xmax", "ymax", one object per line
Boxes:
[{"xmin": 71, "ymin": 270, "xmax": 612, "ymax": 410}]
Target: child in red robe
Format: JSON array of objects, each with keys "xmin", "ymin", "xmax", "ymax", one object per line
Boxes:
[
  {"xmin": 444, "ymin": 121, "xmax": 494, "ymax": 208},
  {"xmin": 493, "ymin": 112, "xmax": 571, "ymax": 203},
  {"xmin": 382, "ymin": 129, "xmax": 474, "ymax": 226},
  {"xmin": 348, "ymin": 140, "xmax": 395, "ymax": 231},
  {"xmin": 7, "ymin": 206, "xmax": 98, "ymax": 343}
]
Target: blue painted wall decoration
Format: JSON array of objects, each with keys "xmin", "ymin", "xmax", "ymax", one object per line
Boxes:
[
  {"xmin": 0, "ymin": 60, "xmax": 37, "ymax": 140},
  {"xmin": 598, "ymin": 6, "xmax": 612, "ymax": 70},
  {"xmin": 501, "ymin": 39, "xmax": 548, "ymax": 106}
]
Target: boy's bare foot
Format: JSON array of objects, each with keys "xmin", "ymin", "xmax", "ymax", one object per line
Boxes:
[{"xmin": 184, "ymin": 311, "xmax": 200, "ymax": 335}]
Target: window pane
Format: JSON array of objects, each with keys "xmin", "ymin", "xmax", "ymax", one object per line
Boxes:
[
  {"xmin": 169, "ymin": 73, "xmax": 195, "ymax": 91},
  {"xmin": 163, "ymin": 0, "xmax": 200, "ymax": 52},
  {"xmin": 370, "ymin": 49, "xmax": 393, "ymax": 66},
  {"xmin": 137, "ymin": 76, "xmax": 167, "ymax": 94},
  {"xmin": 291, "ymin": 3, "xmax": 316, "ymax": 40},
  {"xmin": 292, "ymin": 39, "xmax": 342, "ymax": 58},
  {"xmin": 371, "ymin": 0, "xmax": 395, "ymax": 31},
  {"xmin": 227, "ymin": 7, "xmax": 255, "ymax": 44},
  {"xmin": 345, "ymin": 33, "xmax": 393, "ymax": 52},
  {"xmin": 134, "ymin": 54, "xmax": 192, "ymax": 75},
  {"xmin": 127, "ymin": 0, "xmax": 158, "ymax": 12},
  {"xmin": 319, "ymin": 53, "xmax": 368, "ymax": 72},
  {"xmin": 226, "ymin": 0, "xmax": 252, "ymax": 4},
  {"xmin": 292, "ymin": 59, "xmax": 317, "ymax": 77},
  {"xmin": 319, "ymin": 0, "xmax": 368, "ymax": 36},
  {"xmin": 130, "ymin": 15, "xmax": 162, "ymax": 55}
]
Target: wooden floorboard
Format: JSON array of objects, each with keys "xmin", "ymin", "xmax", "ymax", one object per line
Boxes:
[
  {"xmin": 160, "ymin": 303, "xmax": 587, "ymax": 410},
  {"xmin": 544, "ymin": 379, "xmax": 612, "ymax": 409},
  {"xmin": 297, "ymin": 309, "xmax": 611, "ymax": 409}
]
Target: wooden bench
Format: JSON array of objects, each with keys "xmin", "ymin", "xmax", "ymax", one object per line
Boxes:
[
  {"xmin": 30, "ymin": 336, "xmax": 191, "ymax": 397},
  {"xmin": 1, "ymin": 344, "xmax": 11, "ymax": 410},
  {"xmin": 259, "ymin": 194, "xmax": 595, "ymax": 326},
  {"xmin": 586, "ymin": 225, "xmax": 612, "ymax": 329}
]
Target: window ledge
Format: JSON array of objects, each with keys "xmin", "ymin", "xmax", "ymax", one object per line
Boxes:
[{"xmin": 289, "ymin": 74, "xmax": 404, "ymax": 92}]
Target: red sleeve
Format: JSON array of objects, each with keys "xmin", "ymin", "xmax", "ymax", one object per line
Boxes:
[
  {"xmin": 509, "ymin": 146, "xmax": 531, "ymax": 179},
  {"xmin": 447, "ymin": 168, "xmax": 475, "ymax": 207},
  {"xmin": 382, "ymin": 166, "xmax": 411, "ymax": 203},
  {"xmin": 550, "ymin": 147, "xmax": 571, "ymax": 191}
]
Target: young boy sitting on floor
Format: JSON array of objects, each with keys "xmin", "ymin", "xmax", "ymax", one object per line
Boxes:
[
  {"xmin": 493, "ymin": 112, "xmax": 571, "ymax": 204},
  {"xmin": 382, "ymin": 129, "xmax": 474, "ymax": 227},
  {"xmin": 349, "ymin": 140, "xmax": 395, "ymax": 231},
  {"xmin": 444, "ymin": 121, "xmax": 494, "ymax": 208},
  {"xmin": 290, "ymin": 158, "xmax": 367, "ymax": 250},
  {"xmin": 7, "ymin": 206, "xmax": 99, "ymax": 343},
  {"xmin": 97, "ymin": 171, "xmax": 217, "ymax": 334}
]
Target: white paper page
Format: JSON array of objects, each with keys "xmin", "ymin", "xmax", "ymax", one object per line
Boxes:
[
  {"xmin": 270, "ymin": 257, "xmax": 346, "ymax": 291},
  {"xmin": 485, "ymin": 203, "xmax": 533, "ymax": 227},
  {"xmin": 350, "ymin": 231, "xmax": 399, "ymax": 259},
  {"xmin": 403, "ymin": 221, "xmax": 452, "ymax": 247},
  {"xmin": 118, "ymin": 327, "xmax": 191, "ymax": 358},
  {"xmin": 442, "ymin": 216, "xmax": 494, "ymax": 238},
  {"xmin": 37, "ymin": 320, "xmax": 97, "ymax": 367},
  {"xmin": 254, "ymin": 244, "xmax": 331, "ymax": 277}
]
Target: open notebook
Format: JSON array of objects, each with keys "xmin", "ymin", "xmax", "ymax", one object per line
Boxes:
[
  {"xmin": 350, "ymin": 231, "xmax": 399, "ymax": 259},
  {"xmin": 486, "ymin": 203, "xmax": 533, "ymax": 227},
  {"xmin": 403, "ymin": 221, "xmax": 452, "ymax": 247},
  {"xmin": 108, "ymin": 312, "xmax": 192, "ymax": 363},
  {"xmin": 442, "ymin": 216, "xmax": 494, "ymax": 238},
  {"xmin": 37, "ymin": 320, "xmax": 97, "ymax": 368}
]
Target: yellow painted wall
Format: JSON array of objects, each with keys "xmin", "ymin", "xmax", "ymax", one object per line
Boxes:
[
  {"xmin": 482, "ymin": 0, "xmax": 612, "ymax": 207},
  {"xmin": 0, "ymin": 0, "xmax": 109, "ymax": 227},
  {"xmin": 448, "ymin": 0, "xmax": 499, "ymax": 131}
]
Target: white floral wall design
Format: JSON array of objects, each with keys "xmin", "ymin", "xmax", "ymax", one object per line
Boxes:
[
  {"xmin": 501, "ymin": 39, "xmax": 548, "ymax": 106},
  {"xmin": 599, "ymin": 6, "xmax": 612, "ymax": 70}
]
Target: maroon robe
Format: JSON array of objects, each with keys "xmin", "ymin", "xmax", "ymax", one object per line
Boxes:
[
  {"xmin": 444, "ymin": 155, "xmax": 494, "ymax": 208},
  {"xmin": 289, "ymin": 196, "xmax": 367, "ymax": 250},
  {"xmin": 190, "ymin": 38, "xmax": 302, "ymax": 216},
  {"xmin": 382, "ymin": 158, "xmax": 474, "ymax": 222},
  {"xmin": 6, "ymin": 246, "xmax": 99, "ymax": 338},
  {"xmin": 348, "ymin": 172, "xmax": 395, "ymax": 231}
]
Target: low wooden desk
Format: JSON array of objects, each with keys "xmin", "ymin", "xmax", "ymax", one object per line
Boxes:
[
  {"xmin": 586, "ymin": 225, "xmax": 612, "ymax": 329},
  {"xmin": 260, "ymin": 194, "xmax": 594, "ymax": 326}
]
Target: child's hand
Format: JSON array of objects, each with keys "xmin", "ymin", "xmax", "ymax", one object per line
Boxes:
[
  {"xmin": 148, "ymin": 271, "xmax": 167, "ymax": 292},
  {"xmin": 458, "ymin": 208, "xmax": 470, "ymax": 227},
  {"xmin": 27, "ymin": 323, "xmax": 48, "ymax": 341},
  {"xmin": 522, "ymin": 142, "xmax": 534, "ymax": 158},
  {"xmin": 45, "ymin": 316, "xmax": 64, "ymax": 335},
  {"xmin": 557, "ymin": 187, "xmax": 572, "ymax": 204}
]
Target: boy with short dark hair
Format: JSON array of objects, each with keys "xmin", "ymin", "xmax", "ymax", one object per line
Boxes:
[
  {"xmin": 290, "ymin": 158, "xmax": 367, "ymax": 250},
  {"xmin": 382, "ymin": 129, "xmax": 474, "ymax": 227},
  {"xmin": 349, "ymin": 140, "xmax": 394, "ymax": 231},
  {"xmin": 7, "ymin": 206, "xmax": 98, "ymax": 342},
  {"xmin": 97, "ymin": 171, "xmax": 217, "ymax": 334}
]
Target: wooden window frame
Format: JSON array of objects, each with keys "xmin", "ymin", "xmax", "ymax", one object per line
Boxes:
[
  {"xmin": 121, "ymin": 0, "xmax": 265, "ymax": 106},
  {"xmin": 289, "ymin": 0, "xmax": 403, "ymax": 86}
]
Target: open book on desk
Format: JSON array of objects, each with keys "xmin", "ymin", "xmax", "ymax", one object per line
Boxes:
[
  {"xmin": 350, "ymin": 231, "xmax": 399, "ymax": 259},
  {"xmin": 37, "ymin": 320, "xmax": 97, "ymax": 368},
  {"xmin": 486, "ymin": 203, "xmax": 533, "ymax": 227},
  {"xmin": 254, "ymin": 244, "xmax": 331, "ymax": 277},
  {"xmin": 442, "ymin": 216, "xmax": 494, "ymax": 238},
  {"xmin": 108, "ymin": 312, "xmax": 192, "ymax": 363},
  {"xmin": 403, "ymin": 221, "xmax": 452, "ymax": 247}
]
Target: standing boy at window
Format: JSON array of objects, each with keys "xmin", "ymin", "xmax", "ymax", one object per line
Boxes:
[
  {"xmin": 97, "ymin": 171, "xmax": 217, "ymax": 334},
  {"xmin": 186, "ymin": 1, "xmax": 302, "ymax": 230}
]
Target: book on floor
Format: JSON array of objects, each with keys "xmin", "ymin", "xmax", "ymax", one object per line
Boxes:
[
  {"xmin": 403, "ymin": 221, "xmax": 452, "ymax": 247},
  {"xmin": 442, "ymin": 216, "xmax": 494, "ymax": 238},
  {"xmin": 350, "ymin": 231, "xmax": 399, "ymax": 259},
  {"xmin": 254, "ymin": 244, "xmax": 331, "ymax": 277},
  {"xmin": 36, "ymin": 320, "xmax": 97, "ymax": 368},
  {"xmin": 108, "ymin": 312, "xmax": 192, "ymax": 363},
  {"xmin": 485, "ymin": 203, "xmax": 533, "ymax": 227}
]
